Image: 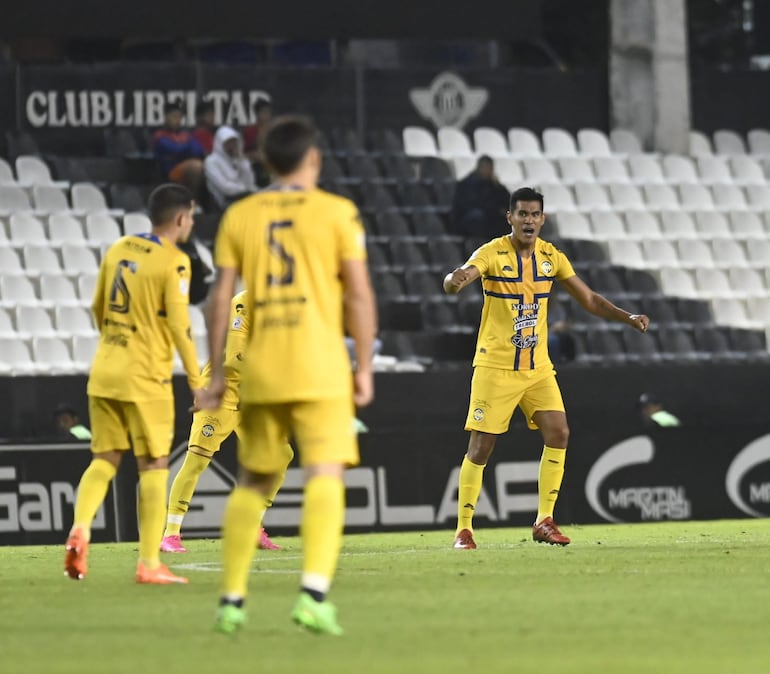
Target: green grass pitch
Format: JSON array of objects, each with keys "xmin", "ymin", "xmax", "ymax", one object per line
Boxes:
[{"xmin": 2, "ymin": 520, "xmax": 769, "ymax": 674}]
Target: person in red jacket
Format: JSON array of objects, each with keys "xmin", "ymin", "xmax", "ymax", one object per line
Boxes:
[
  {"xmin": 192, "ymin": 100, "xmax": 217, "ymax": 156},
  {"xmin": 153, "ymin": 102, "xmax": 205, "ymax": 197}
]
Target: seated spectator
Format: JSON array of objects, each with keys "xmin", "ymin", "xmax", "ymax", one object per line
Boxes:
[
  {"xmin": 242, "ymin": 99, "xmax": 273, "ymax": 187},
  {"xmin": 152, "ymin": 101, "xmax": 205, "ymax": 196},
  {"xmin": 54, "ymin": 403, "xmax": 92, "ymax": 441},
  {"xmin": 638, "ymin": 393, "xmax": 681, "ymax": 427},
  {"xmin": 204, "ymin": 126, "xmax": 256, "ymax": 210},
  {"xmin": 450, "ymin": 155, "xmax": 510, "ymax": 239},
  {"xmin": 192, "ymin": 100, "xmax": 217, "ymax": 155}
]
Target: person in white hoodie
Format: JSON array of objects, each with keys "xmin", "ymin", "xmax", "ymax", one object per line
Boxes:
[{"xmin": 204, "ymin": 126, "xmax": 257, "ymax": 210}]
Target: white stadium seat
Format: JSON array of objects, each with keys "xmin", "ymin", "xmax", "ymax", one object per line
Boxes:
[
  {"xmin": 15, "ymin": 155, "xmax": 54, "ymax": 185},
  {"xmin": 593, "ymin": 157, "xmax": 631, "ymax": 184},
  {"xmin": 711, "ymin": 184, "xmax": 748, "ymax": 211},
  {"xmin": 0, "ymin": 185, "xmax": 33, "ymax": 213},
  {"xmin": 48, "ymin": 213, "xmax": 87, "ymax": 246},
  {"xmin": 694, "ymin": 211, "xmax": 728, "ymax": 237},
  {"xmin": 590, "ymin": 212, "xmax": 626, "ymax": 239},
  {"xmin": 402, "ymin": 126, "xmax": 438, "ymax": 157},
  {"xmin": 71, "ymin": 182, "xmax": 109, "ymax": 212},
  {"xmin": 574, "ymin": 183, "xmax": 611, "ymax": 211},
  {"xmin": 0, "ymin": 248, "xmax": 26, "ymax": 275},
  {"xmin": 746, "ymin": 185, "xmax": 770, "ymax": 211},
  {"xmin": 728, "ymin": 212, "xmax": 766, "ymax": 240},
  {"xmin": 522, "ymin": 158, "xmax": 559, "ymax": 184},
  {"xmin": 607, "ymin": 240, "xmax": 646, "ymax": 269},
  {"xmin": 689, "ymin": 130, "xmax": 713, "ymax": 156},
  {"xmin": 641, "ymin": 240, "xmax": 679, "ymax": 269},
  {"xmin": 77, "ymin": 273, "xmax": 98, "ymax": 303},
  {"xmin": 577, "ymin": 128, "xmax": 613, "ymax": 157},
  {"xmin": 709, "ymin": 239, "xmax": 749, "ymax": 269},
  {"xmin": 40, "ymin": 274, "xmax": 81, "ymax": 307},
  {"xmin": 32, "ymin": 185, "xmax": 70, "ymax": 213},
  {"xmin": 713, "ymin": 129, "xmax": 747, "ymax": 155},
  {"xmin": 123, "ymin": 212, "xmax": 152, "ymax": 236},
  {"xmin": 710, "ymin": 299, "xmax": 761, "ymax": 328},
  {"xmin": 32, "ymin": 336, "xmax": 78, "ymax": 374},
  {"xmin": 451, "ymin": 157, "xmax": 476, "ymax": 181},
  {"xmin": 0, "ymin": 338, "xmax": 40, "ymax": 375},
  {"xmin": 643, "ymin": 185, "xmax": 680, "ymax": 211},
  {"xmin": 659, "ymin": 210, "xmax": 697, "ymax": 239},
  {"xmin": 508, "ymin": 128, "xmax": 542, "ymax": 157},
  {"xmin": 437, "ymin": 127, "xmax": 474, "ymax": 158},
  {"xmin": 729, "ymin": 268, "xmax": 766, "ymax": 298},
  {"xmin": 679, "ymin": 184, "xmax": 715, "ymax": 211},
  {"xmin": 677, "ymin": 240, "xmax": 715, "ymax": 269},
  {"xmin": 558, "ymin": 158, "xmax": 595, "ymax": 185},
  {"xmin": 729, "ymin": 156, "xmax": 766, "ymax": 185},
  {"xmin": 55, "ymin": 305, "xmax": 97, "ymax": 336},
  {"xmin": 9, "ymin": 212, "xmax": 48, "ymax": 245},
  {"xmin": 694, "ymin": 269, "xmax": 733, "ymax": 298},
  {"xmin": 473, "ymin": 127, "xmax": 510, "ymax": 157},
  {"xmin": 61, "ymin": 244, "xmax": 98, "ymax": 274},
  {"xmin": 608, "ymin": 184, "xmax": 645, "ymax": 210},
  {"xmin": 610, "ymin": 128, "xmax": 644, "ymax": 155},
  {"xmin": 85, "ymin": 213, "xmax": 122, "ymax": 245},
  {"xmin": 16, "ymin": 306, "xmax": 57, "ymax": 338},
  {"xmin": 23, "ymin": 244, "xmax": 62, "ymax": 275},
  {"xmin": 663, "ymin": 156, "xmax": 699, "ymax": 184},
  {"xmin": 72, "ymin": 334, "xmax": 99, "ymax": 368},
  {"xmin": 628, "ymin": 156, "xmax": 665, "ymax": 184},
  {"xmin": 659, "ymin": 268, "xmax": 698, "ymax": 298},
  {"xmin": 542, "ymin": 128, "xmax": 578, "ymax": 158},
  {"xmin": 625, "ymin": 211, "xmax": 663, "ymax": 240},
  {"xmin": 0, "ymin": 158, "xmax": 15, "ymax": 185},
  {"xmin": 494, "ymin": 157, "xmax": 524, "ymax": 188},
  {"xmin": 0, "ymin": 275, "xmax": 41, "ymax": 308},
  {"xmin": 0, "ymin": 307, "xmax": 16, "ymax": 337},
  {"xmin": 697, "ymin": 157, "xmax": 733, "ymax": 185},
  {"xmin": 553, "ymin": 212, "xmax": 592, "ymax": 239},
  {"xmin": 747, "ymin": 128, "xmax": 770, "ymax": 155}
]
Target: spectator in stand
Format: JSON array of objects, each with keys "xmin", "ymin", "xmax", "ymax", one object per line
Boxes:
[
  {"xmin": 192, "ymin": 100, "xmax": 217, "ymax": 155},
  {"xmin": 451, "ymin": 156, "xmax": 510, "ymax": 239},
  {"xmin": 54, "ymin": 403, "xmax": 92, "ymax": 441},
  {"xmin": 638, "ymin": 393, "xmax": 681, "ymax": 427},
  {"xmin": 204, "ymin": 126, "xmax": 257, "ymax": 210},
  {"xmin": 152, "ymin": 101, "xmax": 205, "ymax": 196},
  {"xmin": 242, "ymin": 99, "xmax": 273, "ymax": 187}
]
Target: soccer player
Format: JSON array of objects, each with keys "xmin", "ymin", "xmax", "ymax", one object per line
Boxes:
[
  {"xmin": 64, "ymin": 183, "xmax": 204, "ymax": 585},
  {"xmin": 198, "ymin": 115, "xmax": 376, "ymax": 636},
  {"xmin": 161, "ymin": 290, "xmax": 291, "ymax": 553},
  {"xmin": 444, "ymin": 186, "xmax": 650, "ymax": 549}
]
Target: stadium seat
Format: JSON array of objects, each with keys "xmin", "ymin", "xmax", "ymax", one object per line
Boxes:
[
  {"xmin": 123, "ymin": 212, "xmax": 152, "ymax": 236},
  {"xmin": 419, "ymin": 157, "xmax": 452, "ymax": 183},
  {"xmin": 32, "ymin": 336, "xmax": 78, "ymax": 374},
  {"xmin": 508, "ymin": 128, "xmax": 543, "ymax": 157},
  {"xmin": 728, "ymin": 212, "xmax": 766, "ymax": 240},
  {"xmin": 609, "ymin": 128, "xmax": 644, "ymax": 155},
  {"xmin": 659, "ymin": 268, "xmax": 698, "ymax": 298},
  {"xmin": 713, "ymin": 129, "xmax": 747, "ymax": 155},
  {"xmin": 679, "ymin": 184, "xmax": 715, "ymax": 211},
  {"xmin": 48, "ymin": 213, "xmax": 88, "ymax": 247},
  {"xmin": 709, "ymin": 239, "xmax": 749, "ymax": 269},
  {"xmin": 0, "ymin": 185, "xmax": 33, "ymax": 214},
  {"xmin": 577, "ymin": 128, "xmax": 613, "ymax": 157},
  {"xmin": 398, "ymin": 183, "xmax": 433, "ymax": 210},
  {"xmin": 72, "ymin": 334, "xmax": 98, "ymax": 368},
  {"xmin": 694, "ymin": 268, "xmax": 732, "ymax": 298},
  {"xmin": 693, "ymin": 326, "xmax": 732, "ymax": 355},
  {"xmin": 77, "ymin": 272, "xmax": 99, "ymax": 303},
  {"xmin": 85, "ymin": 213, "xmax": 122, "ymax": 245},
  {"xmin": 689, "ymin": 130, "xmax": 713, "ymax": 156},
  {"xmin": 623, "ymin": 329, "xmax": 661, "ymax": 361},
  {"xmin": 110, "ymin": 184, "xmax": 146, "ymax": 212},
  {"xmin": 593, "ymin": 157, "xmax": 632, "ymax": 184},
  {"xmin": 408, "ymin": 270, "xmax": 443, "ymax": 296},
  {"xmin": 663, "ymin": 156, "xmax": 699, "ymax": 184},
  {"xmin": 473, "ymin": 128, "xmax": 510, "ymax": 157},
  {"xmin": 347, "ymin": 155, "xmax": 382, "ymax": 181},
  {"xmin": 0, "ymin": 158, "xmax": 15, "ymax": 185},
  {"xmin": 641, "ymin": 297, "xmax": 678, "ymax": 325},
  {"xmin": 570, "ymin": 239, "xmax": 606, "ymax": 264},
  {"xmin": 331, "ymin": 128, "xmax": 365, "ymax": 156},
  {"xmin": 8, "ymin": 212, "xmax": 47, "ymax": 245},
  {"xmin": 747, "ymin": 128, "xmax": 770, "ymax": 155},
  {"xmin": 61, "ymin": 244, "xmax": 98, "ymax": 274},
  {"xmin": 0, "ymin": 307, "xmax": 15, "ymax": 337},
  {"xmin": 376, "ymin": 212, "xmax": 411, "ymax": 237},
  {"xmin": 412, "ymin": 212, "xmax": 447, "ymax": 236},
  {"xmin": 728, "ymin": 328, "xmax": 767, "ymax": 356},
  {"xmin": 539, "ymin": 184, "xmax": 577, "ymax": 212},
  {"xmin": 15, "ymin": 155, "xmax": 60, "ymax": 186},
  {"xmin": 554, "ymin": 212, "xmax": 592, "ymax": 239},
  {"xmin": 729, "ymin": 268, "xmax": 766, "ymax": 298},
  {"xmin": 0, "ymin": 248, "xmax": 26, "ymax": 276},
  {"xmin": 402, "ymin": 127, "xmax": 438, "ymax": 157},
  {"xmin": 71, "ymin": 182, "xmax": 113, "ymax": 213},
  {"xmin": 494, "ymin": 157, "xmax": 524, "ymax": 188},
  {"xmin": 729, "ymin": 156, "xmax": 766, "ymax": 185},
  {"xmin": 586, "ymin": 329, "xmax": 626, "ymax": 362},
  {"xmin": 372, "ymin": 271, "xmax": 405, "ymax": 297},
  {"xmin": 522, "ymin": 158, "xmax": 559, "ymax": 184},
  {"xmin": 642, "ymin": 240, "xmax": 679, "ymax": 268},
  {"xmin": 195, "ymin": 334, "xmax": 209, "ymax": 364},
  {"xmin": 711, "ymin": 185, "xmax": 747, "ymax": 211},
  {"xmin": 542, "ymin": 128, "xmax": 578, "ymax": 158},
  {"xmin": 0, "ymin": 338, "xmax": 40, "ymax": 375},
  {"xmin": 746, "ymin": 240, "xmax": 770, "ymax": 267},
  {"xmin": 369, "ymin": 128, "xmax": 403, "ymax": 156},
  {"xmin": 23, "ymin": 244, "xmax": 62, "ymax": 275},
  {"xmin": 678, "ymin": 240, "xmax": 715, "ymax": 269},
  {"xmin": 675, "ymin": 299, "xmax": 713, "ymax": 325},
  {"xmin": 188, "ymin": 304, "xmax": 206, "ymax": 335},
  {"xmin": 437, "ymin": 127, "xmax": 474, "ymax": 158},
  {"xmin": 428, "ymin": 239, "xmax": 465, "ymax": 268},
  {"xmin": 657, "ymin": 327, "xmax": 699, "ymax": 360},
  {"xmin": 558, "ymin": 158, "xmax": 595, "ymax": 185},
  {"xmin": 628, "ymin": 155, "xmax": 665, "ymax": 184},
  {"xmin": 40, "ymin": 274, "xmax": 82, "ymax": 307},
  {"xmin": 584, "ymin": 266, "xmax": 625, "ymax": 294},
  {"xmin": 697, "ymin": 157, "xmax": 733, "ymax": 185},
  {"xmin": 693, "ymin": 211, "xmax": 728, "ymax": 238},
  {"xmin": 421, "ymin": 299, "xmax": 461, "ymax": 330},
  {"xmin": 745, "ymin": 185, "xmax": 770, "ymax": 211},
  {"xmin": 32, "ymin": 185, "xmax": 71, "ymax": 213},
  {"xmin": 607, "ymin": 240, "xmax": 646, "ymax": 269},
  {"xmin": 643, "ymin": 185, "xmax": 680, "ymax": 210},
  {"xmin": 625, "ymin": 268, "xmax": 660, "ymax": 295},
  {"xmin": 450, "ymin": 157, "xmax": 476, "ymax": 181},
  {"xmin": 590, "ymin": 212, "xmax": 626, "ymax": 239},
  {"xmin": 608, "ymin": 184, "xmax": 645, "ymax": 210},
  {"xmin": 16, "ymin": 306, "xmax": 57, "ymax": 338},
  {"xmin": 710, "ymin": 299, "xmax": 760, "ymax": 329},
  {"xmin": 390, "ymin": 239, "xmax": 429, "ymax": 269},
  {"xmin": 659, "ymin": 210, "xmax": 697, "ymax": 239},
  {"xmin": 625, "ymin": 211, "xmax": 663, "ymax": 240},
  {"xmin": 746, "ymin": 297, "xmax": 770, "ymax": 324}
]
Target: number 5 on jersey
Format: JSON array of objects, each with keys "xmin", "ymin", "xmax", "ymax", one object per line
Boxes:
[{"xmin": 267, "ymin": 220, "xmax": 295, "ymax": 286}]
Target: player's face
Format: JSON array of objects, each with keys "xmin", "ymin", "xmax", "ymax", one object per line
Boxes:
[
  {"xmin": 507, "ymin": 200, "xmax": 545, "ymax": 245},
  {"xmin": 166, "ymin": 110, "xmax": 183, "ymax": 129},
  {"xmin": 177, "ymin": 205, "xmax": 196, "ymax": 243}
]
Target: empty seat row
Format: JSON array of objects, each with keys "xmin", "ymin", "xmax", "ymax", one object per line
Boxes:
[
  {"xmin": 0, "ymin": 212, "xmax": 150, "ymax": 247},
  {"xmin": 0, "ymin": 182, "xmax": 126, "ymax": 215},
  {"xmin": 607, "ymin": 239, "xmax": 770, "ymax": 271}
]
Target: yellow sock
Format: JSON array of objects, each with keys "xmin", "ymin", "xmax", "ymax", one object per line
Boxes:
[
  {"xmin": 138, "ymin": 469, "xmax": 169, "ymax": 569},
  {"xmin": 164, "ymin": 452, "xmax": 211, "ymax": 536},
  {"xmin": 536, "ymin": 446, "xmax": 566, "ymax": 524},
  {"xmin": 265, "ymin": 444, "xmax": 295, "ymax": 506},
  {"xmin": 300, "ymin": 475, "xmax": 344, "ymax": 596},
  {"xmin": 72, "ymin": 458, "xmax": 117, "ymax": 542},
  {"xmin": 221, "ymin": 487, "xmax": 267, "ymax": 599},
  {"xmin": 457, "ymin": 456, "xmax": 485, "ymax": 534}
]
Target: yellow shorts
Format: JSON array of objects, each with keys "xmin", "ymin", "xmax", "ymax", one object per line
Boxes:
[
  {"xmin": 238, "ymin": 397, "xmax": 358, "ymax": 473},
  {"xmin": 188, "ymin": 407, "xmax": 240, "ymax": 454},
  {"xmin": 88, "ymin": 396, "xmax": 174, "ymax": 458},
  {"xmin": 464, "ymin": 366, "xmax": 565, "ymax": 434}
]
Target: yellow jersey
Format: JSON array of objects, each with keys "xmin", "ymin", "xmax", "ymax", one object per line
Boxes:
[
  {"xmin": 214, "ymin": 186, "xmax": 366, "ymax": 403},
  {"xmin": 466, "ymin": 235, "xmax": 575, "ymax": 371},
  {"xmin": 88, "ymin": 233, "xmax": 203, "ymax": 401},
  {"xmin": 199, "ymin": 291, "xmax": 250, "ymax": 411}
]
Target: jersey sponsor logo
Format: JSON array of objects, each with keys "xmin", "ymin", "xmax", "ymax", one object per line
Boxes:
[
  {"xmin": 201, "ymin": 424, "xmax": 215, "ymax": 438},
  {"xmin": 511, "ymin": 333, "xmax": 538, "ymax": 349},
  {"xmin": 497, "ymin": 251, "xmax": 508, "ymax": 255},
  {"xmin": 540, "ymin": 260, "xmax": 553, "ymax": 276},
  {"xmin": 409, "ymin": 71, "xmax": 488, "ymax": 128},
  {"xmin": 725, "ymin": 433, "xmax": 770, "ymax": 517},
  {"xmin": 502, "ymin": 265, "xmax": 514, "ymax": 271},
  {"xmin": 179, "ymin": 279, "xmax": 189, "ymax": 295},
  {"xmin": 513, "ymin": 316, "xmax": 538, "ymax": 331},
  {"xmin": 472, "ymin": 408, "xmax": 484, "ymax": 421},
  {"xmin": 511, "ymin": 302, "xmax": 539, "ymax": 311},
  {"xmin": 585, "ymin": 436, "xmax": 691, "ymax": 522},
  {"xmin": 232, "ymin": 317, "xmax": 243, "ymax": 330}
]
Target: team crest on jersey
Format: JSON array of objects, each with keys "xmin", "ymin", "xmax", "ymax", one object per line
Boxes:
[
  {"xmin": 201, "ymin": 424, "xmax": 215, "ymax": 437},
  {"xmin": 473, "ymin": 408, "xmax": 484, "ymax": 421},
  {"xmin": 232, "ymin": 317, "xmax": 243, "ymax": 329},
  {"xmin": 540, "ymin": 260, "xmax": 553, "ymax": 276},
  {"xmin": 179, "ymin": 279, "xmax": 189, "ymax": 295},
  {"xmin": 512, "ymin": 333, "xmax": 539, "ymax": 349}
]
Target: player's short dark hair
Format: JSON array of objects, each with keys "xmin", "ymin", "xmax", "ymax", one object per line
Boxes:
[
  {"xmin": 476, "ymin": 155, "xmax": 493, "ymax": 168},
  {"xmin": 262, "ymin": 115, "xmax": 320, "ymax": 176},
  {"xmin": 148, "ymin": 183, "xmax": 194, "ymax": 226},
  {"xmin": 164, "ymin": 101, "xmax": 183, "ymax": 116},
  {"xmin": 254, "ymin": 99, "xmax": 272, "ymax": 115},
  {"xmin": 195, "ymin": 100, "xmax": 214, "ymax": 117},
  {"xmin": 510, "ymin": 186, "xmax": 544, "ymax": 211}
]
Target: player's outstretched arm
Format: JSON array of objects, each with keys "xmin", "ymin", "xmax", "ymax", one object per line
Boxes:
[
  {"xmin": 443, "ymin": 265, "xmax": 481, "ymax": 295},
  {"xmin": 561, "ymin": 274, "xmax": 650, "ymax": 333},
  {"xmin": 341, "ymin": 258, "xmax": 377, "ymax": 408}
]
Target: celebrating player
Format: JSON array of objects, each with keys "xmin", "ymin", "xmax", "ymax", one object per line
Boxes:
[
  {"xmin": 64, "ymin": 184, "xmax": 204, "ymax": 584},
  {"xmin": 198, "ymin": 114, "xmax": 377, "ymax": 636},
  {"xmin": 444, "ymin": 186, "xmax": 650, "ymax": 549},
  {"xmin": 161, "ymin": 290, "xmax": 291, "ymax": 553}
]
